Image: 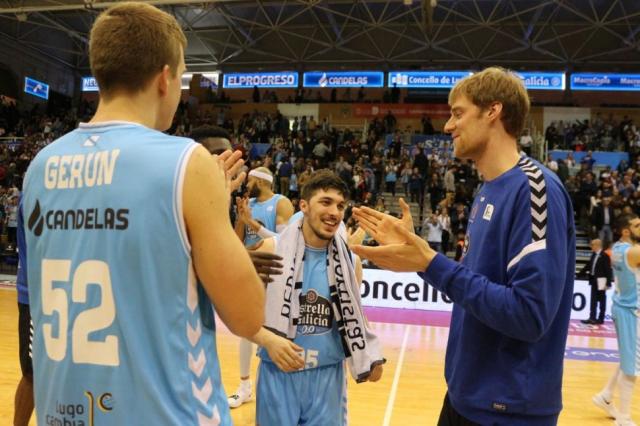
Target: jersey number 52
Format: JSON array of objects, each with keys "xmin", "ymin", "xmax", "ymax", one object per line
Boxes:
[{"xmin": 41, "ymin": 259, "xmax": 119, "ymax": 366}]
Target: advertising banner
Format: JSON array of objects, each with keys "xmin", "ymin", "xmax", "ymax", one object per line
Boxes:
[
  {"xmin": 223, "ymin": 72, "xmax": 298, "ymax": 89},
  {"xmin": 24, "ymin": 77, "xmax": 49, "ymax": 100},
  {"xmin": 571, "ymin": 73, "xmax": 640, "ymax": 91},
  {"xmin": 516, "ymin": 71, "xmax": 565, "ymax": 91},
  {"xmin": 303, "ymin": 71, "xmax": 384, "ymax": 88},
  {"xmin": 361, "ymin": 269, "xmax": 607, "ymax": 321},
  {"xmin": 388, "ymin": 71, "xmax": 471, "ymax": 88}
]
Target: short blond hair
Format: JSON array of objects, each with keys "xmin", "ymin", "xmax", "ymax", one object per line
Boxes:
[
  {"xmin": 449, "ymin": 67, "xmax": 530, "ymax": 138},
  {"xmin": 89, "ymin": 2, "xmax": 187, "ymax": 99}
]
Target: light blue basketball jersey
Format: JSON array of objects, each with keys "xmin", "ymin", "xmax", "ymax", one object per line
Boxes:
[
  {"xmin": 244, "ymin": 194, "xmax": 281, "ymax": 247},
  {"xmin": 612, "ymin": 241, "xmax": 640, "ymax": 309},
  {"xmin": 260, "ymin": 246, "xmax": 344, "ymax": 369},
  {"xmin": 23, "ymin": 122, "xmax": 231, "ymax": 426},
  {"xmin": 288, "ymin": 210, "xmax": 303, "ymax": 225}
]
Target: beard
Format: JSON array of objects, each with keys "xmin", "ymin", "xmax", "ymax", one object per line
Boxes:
[
  {"xmin": 307, "ymin": 217, "xmax": 336, "ymax": 242},
  {"xmin": 310, "ymin": 224, "xmax": 333, "ymax": 241},
  {"xmin": 249, "ymin": 185, "xmax": 261, "ymax": 198}
]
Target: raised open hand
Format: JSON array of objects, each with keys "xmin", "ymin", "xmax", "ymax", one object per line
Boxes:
[{"xmin": 352, "ymin": 197, "xmax": 414, "ymax": 246}]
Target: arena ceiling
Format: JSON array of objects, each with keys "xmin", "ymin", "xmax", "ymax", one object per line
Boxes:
[{"xmin": 0, "ymin": 0, "xmax": 639, "ymax": 74}]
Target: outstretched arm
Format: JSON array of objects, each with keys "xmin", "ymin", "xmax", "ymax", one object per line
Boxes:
[{"xmin": 184, "ymin": 146, "xmax": 265, "ymax": 338}]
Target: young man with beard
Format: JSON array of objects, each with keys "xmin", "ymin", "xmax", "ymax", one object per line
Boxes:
[
  {"xmin": 229, "ymin": 166, "xmax": 294, "ymax": 408},
  {"xmin": 592, "ymin": 214, "xmax": 640, "ymax": 426},
  {"xmin": 351, "ymin": 67, "xmax": 575, "ymax": 425},
  {"xmin": 249, "ymin": 170, "xmax": 384, "ymax": 425}
]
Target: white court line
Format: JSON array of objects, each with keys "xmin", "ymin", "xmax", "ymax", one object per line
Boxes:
[{"xmin": 382, "ymin": 324, "xmax": 411, "ymax": 426}]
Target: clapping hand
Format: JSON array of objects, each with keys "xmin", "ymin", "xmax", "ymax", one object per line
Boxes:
[
  {"xmin": 352, "ymin": 197, "xmax": 413, "ymax": 245},
  {"xmin": 217, "ymin": 150, "xmax": 246, "ymax": 194}
]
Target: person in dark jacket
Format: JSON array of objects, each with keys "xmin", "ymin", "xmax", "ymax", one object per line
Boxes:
[{"xmin": 579, "ymin": 239, "xmax": 612, "ymax": 325}]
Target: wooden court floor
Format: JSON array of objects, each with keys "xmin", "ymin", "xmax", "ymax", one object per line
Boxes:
[{"xmin": 0, "ymin": 288, "xmax": 638, "ymax": 425}]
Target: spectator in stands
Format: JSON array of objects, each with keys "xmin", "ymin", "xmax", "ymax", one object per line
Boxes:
[
  {"xmin": 384, "ymin": 159, "xmax": 398, "ymax": 196},
  {"xmin": 556, "ymin": 159, "xmax": 569, "ymax": 183},
  {"xmin": 619, "ymin": 175, "xmax": 637, "ymax": 199},
  {"xmin": 421, "ymin": 213, "xmax": 443, "ymax": 253},
  {"xmin": 422, "ymin": 115, "xmax": 434, "ymax": 134},
  {"xmin": 451, "ymin": 202, "xmax": 469, "ymax": 234},
  {"xmin": 519, "ymin": 128, "xmax": 533, "ymax": 156},
  {"xmin": 437, "ymin": 207, "xmax": 452, "ymax": 255},
  {"xmin": 5, "ymin": 195, "xmax": 18, "ymax": 249},
  {"xmin": 400, "ymin": 161, "xmax": 412, "ymax": 197},
  {"xmin": 408, "ymin": 167, "xmax": 423, "ymax": 204},
  {"xmin": 592, "ymin": 196, "xmax": 615, "ymax": 245},
  {"xmin": 321, "ymin": 117, "xmax": 330, "ymax": 133},
  {"xmin": 308, "ymin": 116, "xmax": 317, "ymax": 135},
  {"xmin": 443, "ymin": 164, "xmax": 456, "ymax": 193},
  {"xmin": 578, "ymin": 172, "xmax": 598, "ymax": 227},
  {"xmin": 413, "ymin": 145, "xmax": 430, "ymax": 199},
  {"xmin": 299, "ymin": 115, "xmax": 308, "ymax": 137},
  {"xmin": 277, "ymin": 156, "xmax": 292, "ymax": 198},
  {"xmin": 312, "ymin": 138, "xmax": 330, "ymax": 167},
  {"xmin": 428, "ymin": 171, "xmax": 444, "ymax": 213},
  {"xmin": 371, "ymin": 155, "xmax": 384, "ymax": 193},
  {"xmin": 298, "ymin": 164, "xmax": 313, "ymax": 189},
  {"xmin": 545, "ymin": 123, "xmax": 561, "ymax": 149},
  {"xmin": 581, "ymin": 151, "xmax": 596, "ymax": 170},
  {"xmin": 384, "ymin": 110, "xmax": 397, "ymax": 133}
]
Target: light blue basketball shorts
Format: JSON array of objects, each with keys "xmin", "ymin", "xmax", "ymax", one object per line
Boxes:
[
  {"xmin": 256, "ymin": 361, "xmax": 348, "ymax": 426},
  {"xmin": 613, "ymin": 304, "xmax": 640, "ymax": 376}
]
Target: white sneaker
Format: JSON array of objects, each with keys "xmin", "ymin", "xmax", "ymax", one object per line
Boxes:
[
  {"xmin": 592, "ymin": 393, "xmax": 618, "ymax": 419},
  {"xmin": 615, "ymin": 418, "xmax": 637, "ymax": 426},
  {"xmin": 227, "ymin": 382, "xmax": 252, "ymax": 408}
]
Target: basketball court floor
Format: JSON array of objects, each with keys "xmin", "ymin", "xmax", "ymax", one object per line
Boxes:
[{"xmin": 0, "ymin": 284, "xmax": 637, "ymax": 425}]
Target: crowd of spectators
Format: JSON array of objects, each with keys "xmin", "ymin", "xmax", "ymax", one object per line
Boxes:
[
  {"xmin": 543, "ymin": 114, "xmax": 640, "ymax": 249},
  {"xmin": 551, "ymin": 152, "xmax": 640, "ymax": 246},
  {"xmin": 3, "ymin": 97, "xmax": 640, "ymax": 260},
  {"xmin": 545, "ymin": 113, "xmax": 640, "ymax": 152}
]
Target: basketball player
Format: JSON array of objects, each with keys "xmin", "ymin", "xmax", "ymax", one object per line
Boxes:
[
  {"xmin": 249, "ymin": 170, "xmax": 384, "ymax": 425},
  {"xmin": 190, "ymin": 125, "xmax": 284, "ymax": 284},
  {"xmin": 229, "ymin": 166, "xmax": 294, "ymax": 407},
  {"xmin": 21, "ymin": 3, "xmax": 264, "ymax": 425},
  {"xmin": 592, "ymin": 214, "xmax": 640, "ymax": 426},
  {"xmin": 190, "ymin": 124, "xmax": 233, "ymax": 155},
  {"xmin": 351, "ymin": 67, "xmax": 575, "ymax": 425},
  {"xmin": 13, "ymin": 199, "xmax": 33, "ymax": 426}
]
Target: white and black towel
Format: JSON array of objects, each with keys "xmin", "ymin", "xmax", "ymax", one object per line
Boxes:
[{"xmin": 264, "ymin": 216, "xmax": 385, "ymax": 382}]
